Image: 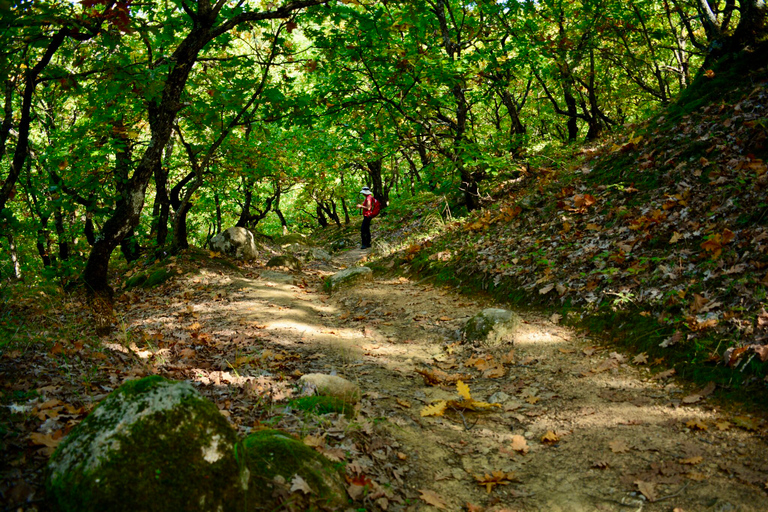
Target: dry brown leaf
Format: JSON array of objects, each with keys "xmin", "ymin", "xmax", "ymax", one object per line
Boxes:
[
  {"xmin": 395, "ymin": 398, "xmax": 411, "ymax": 408},
  {"xmin": 474, "ymin": 470, "xmax": 518, "ymax": 493},
  {"xmin": 418, "ymin": 489, "xmax": 447, "ymax": 510},
  {"xmin": 592, "ymin": 460, "xmax": 609, "ymax": 469},
  {"xmin": 655, "ymin": 368, "xmax": 676, "ymax": 379},
  {"xmin": 558, "ymin": 348, "xmax": 576, "ymax": 354},
  {"xmin": 636, "ymin": 480, "xmax": 657, "ymax": 502},
  {"xmin": 482, "ymin": 365, "xmax": 506, "ymax": 379},
  {"xmin": 633, "ymin": 353, "xmax": 648, "ymax": 364},
  {"xmin": 685, "ymin": 419, "xmax": 708, "ymax": 431},
  {"xmin": 608, "ymin": 439, "xmax": 630, "ymax": 453},
  {"xmin": 715, "ymin": 420, "xmax": 732, "ymax": 431},
  {"xmin": 525, "ymin": 396, "xmax": 540, "ymax": 404},
  {"xmin": 29, "ymin": 432, "xmax": 62, "ymax": 448},
  {"xmin": 500, "ymin": 349, "xmax": 516, "ymax": 364},
  {"xmin": 290, "ymin": 475, "xmax": 314, "ymax": 494},
  {"xmin": 509, "ymin": 435, "xmax": 529, "ymax": 454},
  {"xmin": 680, "ymin": 456, "xmax": 703, "ymax": 465}
]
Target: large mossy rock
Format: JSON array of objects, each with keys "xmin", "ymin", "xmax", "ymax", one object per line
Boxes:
[
  {"xmin": 46, "ymin": 376, "xmax": 244, "ymax": 512},
  {"xmin": 325, "ymin": 267, "xmax": 372, "ymax": 293},
  {"xmin": 462, "ymin": 308, "xmax": 521, "ymax": 347},
  {"xmin": 210, "ymin": 227, "xmax": 259, "ymax": 261},
  {"xmin": 266, "ymin": 254, "xmax": 302, "ymax": 272},
  {"xmin": 241, "ymin": 429, "xmax": 347, "ymax": 510}
]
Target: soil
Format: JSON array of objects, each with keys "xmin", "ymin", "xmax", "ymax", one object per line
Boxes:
[{"xmin": 3, "ymin": 246, "xmax": 768, "ymax": 511}]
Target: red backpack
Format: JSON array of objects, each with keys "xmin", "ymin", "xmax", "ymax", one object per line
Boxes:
[{"xmin": 366, "ymin": 197, "xmax": 382, "ymax": 218}]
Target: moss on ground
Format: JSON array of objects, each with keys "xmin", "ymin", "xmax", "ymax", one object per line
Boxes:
[
  {"xmin": 289, "ymin": 396, "xmax": 353, "ymax": 417},
  {"xmin": 239, "ymin": 429, "xmax": 347, "ymax": 510}
]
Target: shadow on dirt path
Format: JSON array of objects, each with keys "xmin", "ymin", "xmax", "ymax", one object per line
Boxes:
[
  {"xmin": 11, "ymin": 247, "xmax": 762, "ymax": 511},
  {"xmin": 122, "ymin": 245, "xmax": 766, "ymax": 512}
]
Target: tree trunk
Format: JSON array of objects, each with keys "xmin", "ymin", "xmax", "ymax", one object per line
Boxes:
[
  {"xmin": 5, "ymin": 232, "xmax": 21, "ymax": 281},
  {"xmin": 316, "ymin": 205, "xmax": 328, "ymax": 228},
  {"xmin": 366, "ymin": 159, "xmax": 387, "ymax": 206},
  {"xmin": 0, "ymin": 30, "xmax": 67, "ymax": 214},
  {"xmin": 214, "ymin": 192, "xmax": 222, "ymax": 234},
  {"xmin": 54, "ymin": 206, "xmax": 69, "ymax": 261}
]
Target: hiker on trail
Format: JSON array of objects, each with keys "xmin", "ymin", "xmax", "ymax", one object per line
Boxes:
[{"xmin": 356, "ymin": 186, "xmax": 377, "ymax": 249}]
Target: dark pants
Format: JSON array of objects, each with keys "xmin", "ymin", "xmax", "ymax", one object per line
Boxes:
[{"xmin": 361, "ymin": 216, "xmax": 372, "ymax": 248}]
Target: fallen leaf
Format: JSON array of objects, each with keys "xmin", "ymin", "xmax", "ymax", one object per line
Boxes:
[
  {"xmin": 420, "ymin": 401, "xmax": 448, "ymax": 417},
  {"xmin": 482, "ymin": 365, "xmax": 506, "ymax": 379},
  {"xmin": 715, "ymin": 420, "xmax": 732, "ymax": 431},
  {"xmin": 419, "ymin": 489, "xmax": 447, "ymax": 509},
  {"xmin": 396, "ymin": 398, "xmax": 411, "ymax": 408},
  {"xmin": 541, "ymin": 431, "xmax": 559, "ymax": 444},
  {"xmin": 290, "ymin": 474, "xmax": 314, "ymax": 494},
  {"xmin": 474, "ymin": 470, "xmax": 518, "ymax": 493},
  {"xmin": 609, "ymin": 439, "xmax": 630, "ymax": 453},
  {"xmin": 457, "ymin": 380, "xmax": 472, "ymax": 400},
  {"xmin": 509, "ymin": 435, "xmax": 529, "ymax": 454},
  {"xmin": 500, "ymin": 349, "xmax": 516, "ymax": 364},
  {"xmin": 636, "ymin": 480, "xmax": 657, "ymax": 502},
  {"xmin": 592, "ymin": 460, "xmax": 609, "ymax": 469},
  {"xmin": 685, "ymin": 419, "xmax": 708, "ymax": 431},
  {"xmin": 29, "ymin": 432, "xmax": 62, "ymax": 448},
  {"xmin": 732, "ymin": 416, "xmax": 760, "ymax": 431},
  {"xmin": 680, "ymin": 456, "xmax": 703, "ymax": 465},
  {"xmin": 633, "ymin": 353, "xmax": 648, "ymax": 364}
]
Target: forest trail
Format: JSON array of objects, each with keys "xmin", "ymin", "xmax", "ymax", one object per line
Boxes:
[
  {"xmin": 116, "ymin": 246, "xmax": 767, "ymax": 512},
  {"xmin": 9, "ymin": 248, "xmax": 767, "ymax": 511}
]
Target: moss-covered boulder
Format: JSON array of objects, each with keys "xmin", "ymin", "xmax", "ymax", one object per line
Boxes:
[
  {"xmin": 266, "ymin": 254, "xmax": 302, "ymax": 272},
  {"xmin": 463, "ymin": 308, "xmax": 521, "ymax": 347},
  {"xmin": 210, "ymin": 227, "xmax": 258, "ymax": 261},
  {"xmin": 46, "ymin": 376, "xmax": 245, "ymax": 512},
  {"xmin": 240, "ymin": 429, "xmax": 347, "ymax": 510},
  {"xmin": 324, "ymin": 267, "xmax": 372, "ymax": 294}
]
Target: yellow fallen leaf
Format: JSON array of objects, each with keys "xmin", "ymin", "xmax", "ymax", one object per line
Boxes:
[
  {"xmin": 680, "ymin": 456, "xmax": 703, "ymax": 465},
  {"xmin": 421, "ymin": 401, "xmax": 448, "ymax": 417},
  {"xmin": 541, "ymin": 431, "xmax": 559, "ymax": 444},
  {"xmin": 457, "ymin": 380, "xmax": 472, "ymax": 401}
]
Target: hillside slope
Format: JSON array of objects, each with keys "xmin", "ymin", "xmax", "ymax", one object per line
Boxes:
[{"xmin": 368, "ymin": 57, "xmax": 768, "ymax": 401}]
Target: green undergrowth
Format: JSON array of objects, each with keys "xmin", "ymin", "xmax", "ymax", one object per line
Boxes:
[
  {"xmin": 289, "ymin": 396, "xmax": 354, "ymax": 418},
  {"xmin": 120, "ymin": 247, "xmax": 241, "ymax": 290}
]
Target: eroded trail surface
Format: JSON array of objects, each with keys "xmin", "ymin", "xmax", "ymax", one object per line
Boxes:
[{"xmin": 124, "ymin": 249, "xmax": 768, "ymax": 512}]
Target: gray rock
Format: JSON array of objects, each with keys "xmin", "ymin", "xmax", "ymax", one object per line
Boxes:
[
  {"xmin": 46, "ymin": 376, "xmax": 244, "ymax": 512},
  {"xmin": 462, "ymin": 308, "xmax": 521, "ymax": 347},
  {"xmin": 325, "ymin": 267, "xmax": 373, "ymax": 293},
  {"xmin": 305, "ymin": 247, "xmax": 333, "ymax": 262},
  {"xmin": 299, "ymin": 373, "xmax": 361, "ymax": 404},
  {"xmin": 209, "ymin": 227, "xmax": 258, "ymax": 261},
  {"xmin": 266, "ymin": 254, "xmax": 302, "ymax": 272}
]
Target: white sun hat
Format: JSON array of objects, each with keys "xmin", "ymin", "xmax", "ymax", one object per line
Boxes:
[{"xmin": 360, "ymin": 187, "xmax": 372, "ymax": 195}]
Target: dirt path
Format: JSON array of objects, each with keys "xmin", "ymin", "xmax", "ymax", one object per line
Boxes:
[{"xmin": 123, "ymin": 248, "xmax": 768, "ymax": 511}]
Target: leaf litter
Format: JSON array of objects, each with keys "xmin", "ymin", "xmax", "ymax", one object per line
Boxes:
[{"xmin": 1, "ymin": 247, "xmax": 768, "ymax": 511}]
